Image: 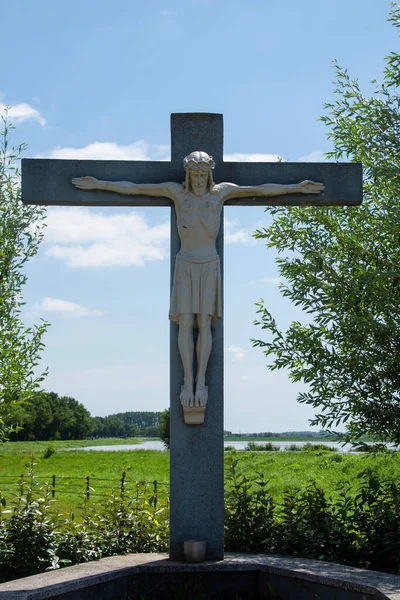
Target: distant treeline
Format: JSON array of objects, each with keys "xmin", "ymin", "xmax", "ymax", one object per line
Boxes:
[
  {"xmin": 8, "ymin": 392, "xmax": 162, "ymax": 441},
  {"xmin": 7, "ymin": 391, "xmax": 329, "ymax": 442},
  {"xmin": 224, "ymin": 431, "xmax": 329, "ymax": 439},
  {"xmin": 91, "ymin": 411, "xmax": 161, "ymax": 439}
]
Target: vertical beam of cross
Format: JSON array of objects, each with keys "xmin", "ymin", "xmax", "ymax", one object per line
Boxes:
[{"xmin": 169, "ymin": 114, "xmax": 225, "ymax": 560}]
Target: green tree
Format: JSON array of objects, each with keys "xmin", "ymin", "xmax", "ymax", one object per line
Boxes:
[
  {"xmin": 159, "ymin": 408, "xmax": 170, "ymax": 449},
  {"xmin": 252, "ymin": 5, "xmax": 400, "ymax": 447},
  {"xmin": 10, "ymin": 392, "xmax": 92, "ymax": 441},
  {"xmin": 0, "ymin": 110, "xmax": 49, "ymax": 440}
]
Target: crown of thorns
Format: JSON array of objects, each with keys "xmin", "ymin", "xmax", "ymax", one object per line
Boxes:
[{"xmin": 183, "ymin": 152, "xmax": 215, "ymax": 172}]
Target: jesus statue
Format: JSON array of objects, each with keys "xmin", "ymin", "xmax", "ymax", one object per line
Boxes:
[{"xmin": 72, "ymin": 151, "xmax": 324, "ymax": 417}]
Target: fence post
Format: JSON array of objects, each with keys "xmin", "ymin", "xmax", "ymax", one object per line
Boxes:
[
  {"xmin": 86, "ymin": 475, "xmax": 90, "ymax": 500},
  {"xmin": 52, "ymin": 475, "xmax": 56, "ymax": 499},
  {"xmin": 120, "ymin": 471, "xmax": 126, "ymax": 498},
  {"xmin": 153, "ymin": 480, "xmax": 158, "ymax": 509}
]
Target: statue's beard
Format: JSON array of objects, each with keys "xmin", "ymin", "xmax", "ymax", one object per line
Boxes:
[{"xmin": 191, "ymin": 183, "xmax": 207, "ymax": 196}]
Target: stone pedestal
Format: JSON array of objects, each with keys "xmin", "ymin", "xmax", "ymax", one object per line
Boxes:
[{"xmin": 182, "ymin": 406, "xmax": 206, "ymax": 425}]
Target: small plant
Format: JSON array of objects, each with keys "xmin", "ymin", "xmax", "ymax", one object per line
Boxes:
[
  {"xmin": 42, "ymin": 445, "xmax": 56, "ymax": 459},
  {"xmin": 0, "ymin": 454, "xmax": 60, "ymax": 582}
]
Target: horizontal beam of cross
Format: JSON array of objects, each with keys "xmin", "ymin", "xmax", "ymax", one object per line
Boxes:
[{"xmin": 22, "ymin": 159, "xmax": 362, "ymax": 207}]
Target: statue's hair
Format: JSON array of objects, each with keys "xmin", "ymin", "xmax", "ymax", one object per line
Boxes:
[{"xmin": 183, "ymin": 151, "xmax": 215, "ymax": 193}]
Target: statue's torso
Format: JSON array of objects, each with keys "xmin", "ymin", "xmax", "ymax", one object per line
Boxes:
[{"xmin": 175, "ymin": 190, "xmax": 223, "ymax": 260}]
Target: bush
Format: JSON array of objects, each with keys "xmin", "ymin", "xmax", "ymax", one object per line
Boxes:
[
  {"xmin": 224, "ymin": 457, "xmax": 400, "ymax": 573},
  {"xmin": 245, "ymin": 441, "xmax": 280, "ymax": 452},
  {"xmin": 225, "ymin": 455, "xmax": 275, "ymax": 552},
  {"xmin": 286, "ymin": 444, "xmax": 302, "ymax": 451},
  {"xmin": 302, "ymin": 443, "xmax": 337, "ymax": 453},
  {"xmin": 42, "ymin": 445, "xmax": 56, "ymax": 459},
  {"xmin": 0, "ymin": 456, "xmax": 59, "ymax": 582}
]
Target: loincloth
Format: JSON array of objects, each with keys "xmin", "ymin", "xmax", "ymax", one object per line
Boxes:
[{"xmin": 169, "ymin": 253, "xmax": 222, "ymax": 324}]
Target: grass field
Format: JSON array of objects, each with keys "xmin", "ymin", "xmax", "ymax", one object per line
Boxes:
[
  {"xmin": 1, "ymin": 439, "xmax": 400, "ymax": 515},
  {"xmin": 0, "ymin": 437, "xmax": 150, "ymax": 454}
]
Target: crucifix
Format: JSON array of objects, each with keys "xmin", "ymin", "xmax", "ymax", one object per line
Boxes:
[{"xmin": 22, "ymin": 113, "xmax": 362, "ymax": 561}]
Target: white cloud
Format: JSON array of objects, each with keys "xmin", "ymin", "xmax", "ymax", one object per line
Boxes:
[
  {"xmin": 41, "ymin": 140, "xmax": 169, "ymax": 161},
  {"xmin": 34, "ymin": 297, "xmax": 105, "ymax": 318},
  {"xmin": 298, "ymin": 150, "xmax": 327, "ymax": 162},
  {"xmin": 0, "ymin": 100, "xmax": 46, "ymax": 126},
  {"xmin": 224, "ymin": 153, "xmax": 281, "ymax": 162},
  {"xmin": 44, "ymin": 207, "xmax": 170, "ymax": 268},
  {"xmin": 260, "ymin": 276, "xmax": 282, "ymax": 286},
  {"xmin": 224, "ymin": 217, "xmax": 253, "ymax": 245},
  {"xmin": 160, "ymin": 9, "xmax": 176, "ymax": 16},
  {"xmin": 41, "ymin": 139, "xmax": 285, "ymax": 165},
  {"xmin": 226, "ymin": 345, "xmax": 245, "ymax": 362}
]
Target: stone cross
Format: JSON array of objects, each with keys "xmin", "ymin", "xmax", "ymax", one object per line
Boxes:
[{"xmin": 22, "ymin": 113, "xmax": 362, "ymax": 561}]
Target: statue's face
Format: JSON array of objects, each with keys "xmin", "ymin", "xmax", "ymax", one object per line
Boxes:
[{"xmin": 189, "ymin": 169, "xmax": 209, "ymax": 196}]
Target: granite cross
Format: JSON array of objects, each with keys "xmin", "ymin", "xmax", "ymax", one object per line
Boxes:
[{"xmin": 22, "ymin": 113, "xmax": 362, "ymax": 561}]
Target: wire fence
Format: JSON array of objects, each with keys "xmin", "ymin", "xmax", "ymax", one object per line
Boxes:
[{"xmin": 0, "ymin": 473, "xmax": 169, "ymax": 506}]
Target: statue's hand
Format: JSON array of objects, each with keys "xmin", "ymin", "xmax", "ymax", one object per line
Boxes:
[
  {"xmin": 72, "ymin": 176, "xmax": 99, "ymax": 190},
  {"xmin": 298, "ymin": 180, "xmax": 325, "ymax": 194}
]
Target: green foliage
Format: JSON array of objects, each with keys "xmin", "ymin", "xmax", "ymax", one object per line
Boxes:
[
  {"xmin": 245, "ymin": 442, "xmax": 280, "ymax": 452},
  {"xmin": 0, "ymin": 109, "xmax": 49, "ymax": 440},
  {"xmin": 89, "ymin": 411, "xmax": 162, "ymax": 439},
  {"xmin": 10, "ymin": 398, "xmax": 163, "ymax": 442},
  {"xmin": 11, "ymin": 391, "xmax": 92, "ymax": 441},
  {"xmin": 225, "ymin": 454, "xmax": 275, "ymax": 552},
  {"xmin": 159, "ymin": 408, "xmax": 170, "ymax": 449},
  {"xmin": 224, "ymin": 456, "xmax": 400, "ymax": 573},
  {"xmin": 301, "ymin": 443, "xmax": 337, "ymax": 453},
  {"xmin": 42, "ymin": 444, "xmax": 56, "ymax": 459},
  {"xmin": 252, "ymin": 5, "xmax": 400, "ymax": 447},
  {"xmin": 0, "ymin": 455, "xmax": 59, "ymax": 582}
]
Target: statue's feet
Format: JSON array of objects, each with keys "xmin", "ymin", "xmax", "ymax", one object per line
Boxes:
[
  {"xmin": 194, "ymin": 383, "xmax": 208, "ymax": 407},
  {"xmin": 180, "ymin": 382, "xmax": 194, "ymax": 407}
]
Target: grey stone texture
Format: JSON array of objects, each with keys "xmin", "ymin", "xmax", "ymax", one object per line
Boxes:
[
  {"xmin": 169, "ymin": 114, "xmax": 224, "ymax": 561},
  {"xmin": 1, "ymin": 554, "xmax": 399, "ymax": 600}
]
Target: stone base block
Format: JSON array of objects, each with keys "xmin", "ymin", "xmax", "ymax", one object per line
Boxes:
[{"xmin": 182, "ymin": 405, "xmax": 206, "ymax": 424}]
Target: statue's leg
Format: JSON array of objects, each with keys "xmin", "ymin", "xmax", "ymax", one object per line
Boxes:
[
  {"xmin": 178, "ymin": 313, "xmax": 195, "ymax": 407},
  {"xmin": 195, "ymin": 314, "xmax": 212, "ymax": 407}
]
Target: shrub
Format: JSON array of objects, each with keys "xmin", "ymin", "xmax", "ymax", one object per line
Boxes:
[
  {"xmin": 0, "ymin": 456, "xmax": 59, "ymax": 582},
  {"xmin": 42, "ymin": 445, "xmax": 56, "ymax": 459},
  {"xmin": 302, "ymin": 443, "xmax": 337, "ymax": 452},
  {"xmin": 286, "ymin": 443, "xmax": 302, "ymax": 451},
  {"xmin": 225, "ymin": 455, "xmax": 276, "ymax": 552},
  {"xmin": 245, "ymin": 441, "xmax": 280, "ymax": 452},
  {"xmin": 224, "ymin": 445, "xmax": 236, "ymax": 452}
]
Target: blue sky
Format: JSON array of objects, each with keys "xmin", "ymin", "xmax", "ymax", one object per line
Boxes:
[{"xmin": 1, "ymin": 0, "xmax": 398, "ymax": 432}]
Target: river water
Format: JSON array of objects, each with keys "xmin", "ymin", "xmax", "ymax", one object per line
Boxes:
[{"xmin": 74, "ymin": 440, "xmax": 352, "ymax": 452}]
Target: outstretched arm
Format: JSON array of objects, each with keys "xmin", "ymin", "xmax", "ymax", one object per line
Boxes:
[
  {"xmin": 72, "ymin": 177, "xmax": 179, "ymax": 201},
  {"xmin": 220, "ymin": 180, "xmax": 325, "ymax": 201}
]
